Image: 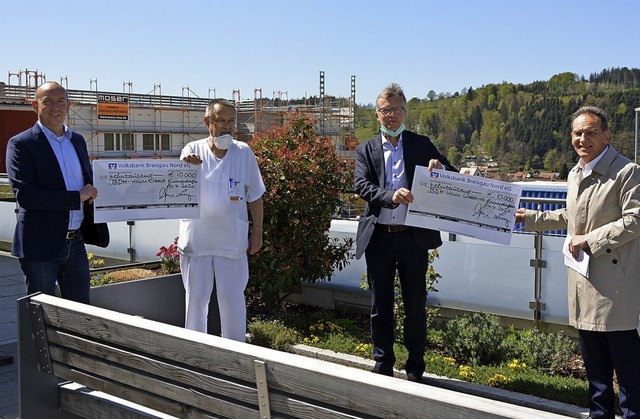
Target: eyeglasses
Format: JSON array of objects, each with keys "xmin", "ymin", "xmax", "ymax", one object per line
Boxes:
[
  {"xmin": 209, "ymin": 118, "xmax": 234, "ymax": 126},
  {"xmin": 377, "ymin": 107, "xmax": 405, "ymax": 116}
]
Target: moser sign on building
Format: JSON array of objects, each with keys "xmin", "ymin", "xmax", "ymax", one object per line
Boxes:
[{"xmin": 97, "ymin": 94, "xmax": 129, "ymax": 120}]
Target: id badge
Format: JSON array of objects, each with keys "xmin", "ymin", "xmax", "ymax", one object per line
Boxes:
[{"xmin": 228, "ymin": 178, "xmax": 244, "ymax": 202}]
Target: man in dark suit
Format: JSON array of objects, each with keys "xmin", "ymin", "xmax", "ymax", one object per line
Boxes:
[
  {"xmin": 354, "ymin": 83, "xmax": 456, "ymax": 382},
  {"xmin": 6, "ymin": 81, "xmax": 108, "ymax": 304}
]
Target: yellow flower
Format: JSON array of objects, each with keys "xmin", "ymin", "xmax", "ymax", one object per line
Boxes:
[
  {"xmin": 508, "ymin": 359, "xmax": 527, "ymax": 370},
  {"xmin": 355, "ymin": 343, "xmax": 371, "ymax": 354},
  {"xmin": 309, "ymin": 321, "xmax": 343, "ymax": 336},
  {"xmin": 458, "ymin": 365, "xmax": 476, "ymax": 380},
  {"xmin": 488, "ymin": 374, "xmax": 511, "ymax": 387},
  {"xmin": 87, "ymin": 253, "xmax": 105, "ymax": 268}
]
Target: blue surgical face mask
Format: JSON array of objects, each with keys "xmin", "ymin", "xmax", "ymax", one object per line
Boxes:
[{"xmin": 380, "ymin": 123, "xmax": 406, "ymax": 137}]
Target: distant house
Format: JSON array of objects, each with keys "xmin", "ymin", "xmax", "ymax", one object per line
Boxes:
[
  {"xmin": 484, "ymin": 172, "xmax": 513, "ymax": 182},
  {"xmin": 537, "ymin": 172, "xmax": 560, "ymax": 181},
  {"xmin": 511, "ymin": 172, "xmax": 529, "ymax": 182},
  {"xmin": 460, "ymin": 167, "xmax": 483, "ymax": 177}
]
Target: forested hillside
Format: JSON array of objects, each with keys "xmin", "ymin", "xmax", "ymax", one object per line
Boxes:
[{"xmin": 355, "ymin": 67, "xmax": 640, "ymax": 176}]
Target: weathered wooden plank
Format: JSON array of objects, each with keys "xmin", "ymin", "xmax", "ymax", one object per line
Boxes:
[
  {"xmin": 60, "ymin": 384, "xmax": 172, "ymax": 419},
  {"xmin": 47, "ymin": 330, "xmax": 259, "ymax": 406},
  {"xmin": 55, "ymin": 362, "xmax": 250, "ymax": 418},
  {"xmin": 51, "ymin": 355, "xmax": 259, "ymax": 418},
  {"xmin": 35, "ymin": 296, "xmax": 261, "ymax": 381},
  {"xmin": 268, "ymin": 396, "xmax": 370, "ymax": 419}
]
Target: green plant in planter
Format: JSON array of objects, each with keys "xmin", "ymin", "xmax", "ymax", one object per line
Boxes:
[
  {"xmin": 249, "ymin": 115, "xmax": 354, "ymax": 308},
  {"xmin": 88, "ymin": 253, "xmax": 110, "ymax": 286}
]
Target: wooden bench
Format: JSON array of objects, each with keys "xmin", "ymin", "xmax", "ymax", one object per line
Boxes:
[{"xmin": 18, "ymin": 293, "xmax": 574, "ymax": 418}]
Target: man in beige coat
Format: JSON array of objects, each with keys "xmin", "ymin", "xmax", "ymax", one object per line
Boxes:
[{"xmin": 516, "ymin": 106, "xmax": 640, "ymax": 419}]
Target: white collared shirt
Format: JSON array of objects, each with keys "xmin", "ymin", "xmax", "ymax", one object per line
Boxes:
[{"xmin": 579, "ymin": 145, "xmax": 609, "ymax": 178}]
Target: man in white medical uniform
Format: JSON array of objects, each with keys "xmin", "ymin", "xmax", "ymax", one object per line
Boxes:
[{"xmin": 178, "ymin": 99, "xmax": 265, "ymax": 341}]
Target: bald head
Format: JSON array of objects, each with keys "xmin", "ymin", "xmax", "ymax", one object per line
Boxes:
[
  {"xmin": 35, "ymin": 81, "xmax": 67, "ymax": 100},
  {"xmin": 32, "ymin": 82, "xmax": 70, "ymax": 136}
]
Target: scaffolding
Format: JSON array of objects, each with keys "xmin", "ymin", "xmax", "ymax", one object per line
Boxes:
[{"xmin": 2, "ymin": 69, "xmax": 356, "ymax": 158}]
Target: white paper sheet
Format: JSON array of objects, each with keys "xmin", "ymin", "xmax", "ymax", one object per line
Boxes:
[{"xmin": 562, "ymin": 235, "xmax": 589, "ymax": 277}]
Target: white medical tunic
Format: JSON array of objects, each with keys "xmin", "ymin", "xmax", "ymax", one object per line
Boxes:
[{"xmin": 178, "ymin": 138, "xmax": 265, "ymax": 259}]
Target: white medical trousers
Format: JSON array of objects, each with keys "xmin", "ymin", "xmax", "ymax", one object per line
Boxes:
[{"xmin": 180, "ymin": 253, "xmax": 249, "ymax": 342}]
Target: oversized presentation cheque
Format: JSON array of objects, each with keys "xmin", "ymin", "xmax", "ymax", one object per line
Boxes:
[
  {"xmin": 93, "ymin": 159, "xmax": 200, "ymax": 222},
  {"xmin": 405, "ymin": 167, "xmax": 522, "ymax": 245}
]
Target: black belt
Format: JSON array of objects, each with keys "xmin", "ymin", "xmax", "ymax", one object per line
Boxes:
[
  {"xmin": 375, "ymin": 224, "xmax": 410, "ymax": 233},
  {"xmin": 66, "ymin": 229, "xmax": 81, "ymax": 240}
]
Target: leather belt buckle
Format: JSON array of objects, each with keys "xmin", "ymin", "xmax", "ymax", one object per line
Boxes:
[
  {"xmin": 376, "ymin": 224, "xmax": 410, "ymax": 233},
  {"xmin": 66, "ymin": 229, "xmax": 80, "ymax": 240}
]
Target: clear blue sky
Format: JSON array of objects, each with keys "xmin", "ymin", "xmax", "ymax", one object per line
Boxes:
[{"xmin": 2, "ymin": 0, "xmax": 639, "ymax": 105}]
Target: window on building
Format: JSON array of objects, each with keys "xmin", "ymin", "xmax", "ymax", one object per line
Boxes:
[
  {"xmin": 142, "ymin": 133, "xmax": 171, "ymax": 151},
  {"xmin": 104, "ymin": 133, "xmax": 134, "ymax": 151}
]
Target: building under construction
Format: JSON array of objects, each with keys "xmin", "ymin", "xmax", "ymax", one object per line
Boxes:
[{"xmin": 0, "ymin": 69, "xmax": 357, "ymax": 173}]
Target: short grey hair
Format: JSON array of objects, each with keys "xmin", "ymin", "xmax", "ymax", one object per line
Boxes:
[
  {"xmin": 205, "ymin": 98, "xmax": 236, "ymax": 118},
  {"xmin": 572, "ymin": 106, "xmax": 609, "ymax": 132},
  {"xmin": 376, "ymin": 83, "xmax": 407, "ymax": 110}
]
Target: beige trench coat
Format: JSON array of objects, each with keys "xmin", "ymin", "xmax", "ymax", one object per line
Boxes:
[{"xmin": 524, "ymin": 146, "xmax": 640, "ymax": 331}]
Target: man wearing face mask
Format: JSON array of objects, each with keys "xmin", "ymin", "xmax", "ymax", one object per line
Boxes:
[
  {"xmin": 178, "ymin": 99, "xmax": 265, "ymax": 341},
  {"xmin": 355, "ymin": 83, "xmax": 457, "ymax": 382}
]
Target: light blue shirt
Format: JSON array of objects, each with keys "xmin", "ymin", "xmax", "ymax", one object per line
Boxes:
[
  {"xmin": 377, "ymin": 133, "xmax": 408, "ymax": 225},
  {"xmin": 38, "ymin": 121, "xmax": 85, "ymax": 230}
]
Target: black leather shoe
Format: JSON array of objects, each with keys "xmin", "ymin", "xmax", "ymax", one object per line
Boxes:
[
  {"xmin": 407, "ymin": 373, "xmax": 422, "ymax": 383},
  {"xmin": 371, "ymin": 366, "xmax": 393, "ymax": 377}
]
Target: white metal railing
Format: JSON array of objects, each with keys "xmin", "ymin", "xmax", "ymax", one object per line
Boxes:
[{"xmin": 0, "ymin": 190, "xmax": 571, "ymax": 327}]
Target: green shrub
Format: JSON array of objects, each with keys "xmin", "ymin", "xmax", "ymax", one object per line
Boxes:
[
  {"xmin": 248, "ymin": 320, "xmax": 298, "ymax": 351},
  {"xmin": 505, "ymin": 328, "xmax": 578, "ymax": 374},
  {"xmin": 443, "ymin": 312, "xmax": 579, "ymax": 375},
  {"xmin": 444, "ymin": 312, "xmax": 508, "ymax": 366},
  {"xmin": 249, "ymin": 115, "xmax": 354, "ymax": 308}
]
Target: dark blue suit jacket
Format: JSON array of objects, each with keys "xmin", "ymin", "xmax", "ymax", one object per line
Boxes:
[
  {"xmin": 354, "ymin": 130, "xmax": 457, "ymax": 260},
  {"xmin": 6, "ymin": 123, "xmax": 109, "ymax": 261}
]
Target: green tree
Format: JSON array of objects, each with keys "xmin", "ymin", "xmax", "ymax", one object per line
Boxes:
[
  {"xmin": 447, "ymin": 146, "xmax": 461, "ymax": 167},
  {"xmin": 559, "ymin": 163, "xmax": 569, "ymax": 180},
  {"xmin": 543, "ymin": 148, "xmax": 558, "ymax": 171},
  {"xmin": 249, "ymin": 115, "xmax": 354, "ymax": 308}
]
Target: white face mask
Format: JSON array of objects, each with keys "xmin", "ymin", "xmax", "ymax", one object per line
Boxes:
[{"xmin": 213, "ymin": 134, "xmax": 233, "ymax": 150}]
